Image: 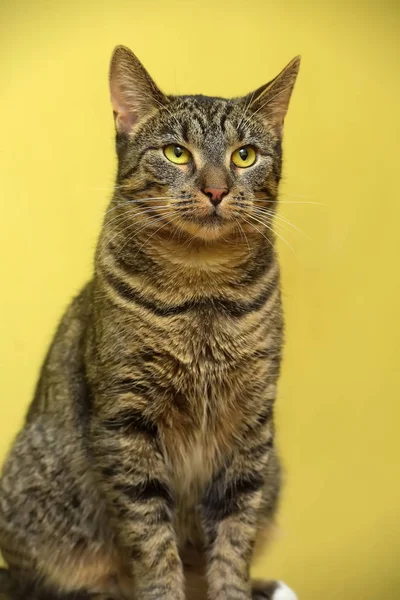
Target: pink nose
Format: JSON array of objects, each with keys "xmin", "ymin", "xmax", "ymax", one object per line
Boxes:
[{"xmin": 202, "ymin": 187, "xmax": 229, "ymax": 206}]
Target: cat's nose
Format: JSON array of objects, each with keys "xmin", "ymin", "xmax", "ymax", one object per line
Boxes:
[{"xmin": 202, "ymin": 187, "xmax": 229, "ymax": 206}]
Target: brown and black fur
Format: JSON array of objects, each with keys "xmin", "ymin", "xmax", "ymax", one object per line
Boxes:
[{"xmin": 0, "ymin": 46, "xmax": 300, "ymax": 599}]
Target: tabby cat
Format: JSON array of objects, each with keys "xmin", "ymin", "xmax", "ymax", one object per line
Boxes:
[{"xmin": 0, "ymin": 46, "xmax": 300, "ymax": 600}]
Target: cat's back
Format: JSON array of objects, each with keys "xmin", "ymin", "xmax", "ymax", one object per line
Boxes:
[
  {"xmin": 26, "ymin": 282, "xmax": 94, "ymax": 427},
  {"xmin": 0, "ymin": 282, "xmax": 115, "ymax": 584}
]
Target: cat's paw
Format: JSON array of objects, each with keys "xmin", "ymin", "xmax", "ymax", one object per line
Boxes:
[{"xmin": 252, "ymin": 580, "xmax": 298, "ymax": 600}]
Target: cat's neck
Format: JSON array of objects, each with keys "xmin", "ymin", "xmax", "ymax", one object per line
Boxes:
[
  {"xmin": 99, "ymin": 224, "xmax": 274, "ymax": 284},
  {"xmin": 150, "ymin": 232, "xmax": 258, "ymax": 271}
]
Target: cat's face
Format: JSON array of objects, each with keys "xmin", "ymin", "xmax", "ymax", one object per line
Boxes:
[{"xmin": 109, "ymin": 47, "xmax": 299, "ymax": 243}]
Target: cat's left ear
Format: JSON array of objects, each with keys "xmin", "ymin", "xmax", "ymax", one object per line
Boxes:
[
  {"xmin": 109, "ymin": 45, "xmax": 166, "ymax": 134},
  {"xmin": 244, "ymin": 56, "xmax": 301, "ymax": 134}
]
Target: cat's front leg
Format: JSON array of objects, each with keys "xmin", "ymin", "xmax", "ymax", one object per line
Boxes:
[
  {"xmin": 90, "ymin": 409, "xmax": 185, "ymax": 600},
  {"xmin": 201, "ymin": 444, "xmax": 271, "ymax": 600}
]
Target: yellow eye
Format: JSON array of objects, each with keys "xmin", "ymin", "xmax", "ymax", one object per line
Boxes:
[
  {"xmin": 164, "ymin": 144, "xmax": 191, "ymax": 165},
  {"xmin": 231, "ymin": 146, "xmax": 257, "ymax": 168}
]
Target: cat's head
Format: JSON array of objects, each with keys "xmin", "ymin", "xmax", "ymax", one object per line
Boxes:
[{"xmin": 108, "ymin": 45, "xmax": 299, "ymax": 243}]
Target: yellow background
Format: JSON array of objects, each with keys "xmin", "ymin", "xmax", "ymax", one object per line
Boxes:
[{"xmin": 1, "ymin": 1, "xmax": 400, "ymax": 598}]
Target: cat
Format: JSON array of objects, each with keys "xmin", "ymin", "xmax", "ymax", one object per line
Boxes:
[{"xmin": 0, "ymin": 45, "xmax": 300, "ymax": 600}]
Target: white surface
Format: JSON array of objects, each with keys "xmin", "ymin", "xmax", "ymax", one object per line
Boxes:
[{"xmin": 272, "ymin": 581, "xmax": 298, "ymax": 600}]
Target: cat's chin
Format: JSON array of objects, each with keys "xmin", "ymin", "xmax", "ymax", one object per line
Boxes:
[{"xmin": 177, "ymin": 219, "xmax": 236, "ymax": 242}]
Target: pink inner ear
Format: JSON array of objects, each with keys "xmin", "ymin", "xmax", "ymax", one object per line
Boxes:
[
  {"xmin": 115, "ymin": 109, "xmax": 137, "ymax": 134},
  {"xmin": 110, "ymin": 79, "xmax": 136, "ymax": 133}
]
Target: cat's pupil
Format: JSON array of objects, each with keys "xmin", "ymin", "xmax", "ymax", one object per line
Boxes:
[
  {"xmin": 239, "ymin": 148, "xmax": 248, "ymax": 161},
  {"xmin": 174, "ymin": 146, "xmax": 183, "ymax": 158}
]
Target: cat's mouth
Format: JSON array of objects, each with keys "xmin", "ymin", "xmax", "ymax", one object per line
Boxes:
[
  {"xmin": 175, "ymin": 208, "xmax": 235, "ymax": 241},
  {"xmin": 180, "ymin": 210, "xmax": 225, "ymax": 226},
  {"xmin": 202, "ymin": 211, "xmax": 223, "ymax": 223}
]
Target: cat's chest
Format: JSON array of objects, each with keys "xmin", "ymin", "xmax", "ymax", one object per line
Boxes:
[
  {"xmin": 164, "ymin": 424, "xmax": 225, "ymax": 511},
  {"xmin": 133, "ymin": 307, "xmax": 264, "ymax": 497},
  {"xmin": 161, "ymin": 347, "xmax": 247, "ymax": 503}
]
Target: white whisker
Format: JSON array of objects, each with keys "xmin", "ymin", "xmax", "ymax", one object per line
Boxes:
[
  {"xmin": 104, "ymin": 205, "xmax": 173, "ymax": 229},
  {"xmin": 252, "ymin": 207, "xmax": 310, "ymax": 239},
  {"xmin": 245, "ymin": 213, "xmax": 295, "ymax": 256},
  {"xmin": 256, "ymin": 197, "xmax": 325, "ymax": 206},
  {"xmin": 104, "ymin": 208, "xmax": 174, "ymax": 250},
  {"xmin": 240, "ymin": 216, "xmax": 275, "ymax": 251},
  {"xmin": 133, "ymin": 214, "xmax": 183, "ymax": 258},
  {"xmin": 232, "ymin": 215, "xmax": 251, "ymax": 253},
  {"xmin": 104, "ymin": 197, "xmax": 174, "ymax": 216}
]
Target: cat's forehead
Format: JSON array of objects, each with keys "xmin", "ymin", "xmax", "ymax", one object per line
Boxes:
[
  {"xmin": 172, "ymin": 94, "xmax": 236, "ymax": 120},
  {"xmin": 166, "ymin": 95, "xmax": 243, "ymax": 145}
]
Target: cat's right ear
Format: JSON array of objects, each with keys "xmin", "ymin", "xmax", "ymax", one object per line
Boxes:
[
  {"xmin": 243, "ymin": 56, "xmax": 300, "ymax": 135},
  {"xmin": 109, "ymin": 45, "xmax": 166, "ymax": 134}
]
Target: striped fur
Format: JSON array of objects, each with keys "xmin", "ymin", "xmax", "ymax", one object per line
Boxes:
[{"xmin": 0, "ymin": 46, "xmax": 300, "ymax": 599}]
